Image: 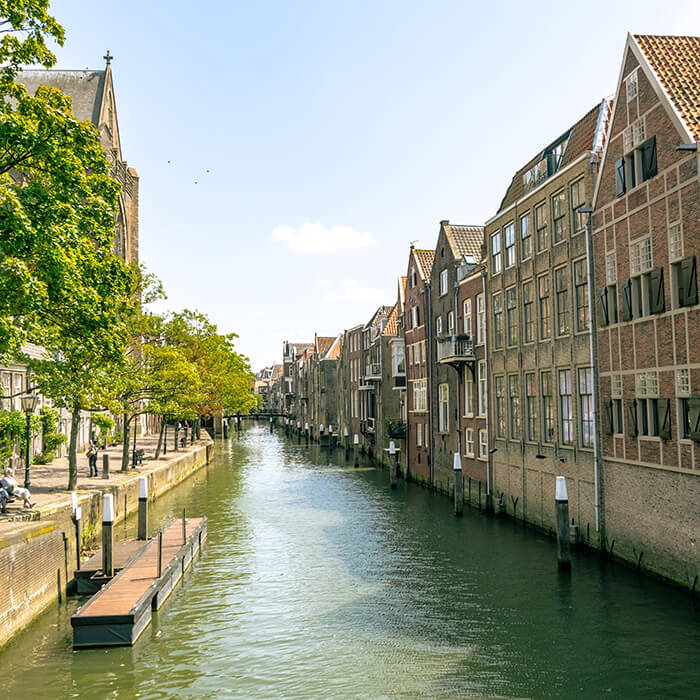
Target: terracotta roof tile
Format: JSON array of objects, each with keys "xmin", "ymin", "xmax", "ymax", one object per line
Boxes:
[
  {"xmin": 315, "ymin": 336, "xmax": 336, "ymax": 356},
  {"xmin": 634, "ymin": 34, "xmax": 700, "ymax": 141},
  {"xmin": 413, "ymin": 249, "xmax": 435, "ymax": 280},
  {"xmin": 445, "ymin": 224, "xmax": 484, "ymax": 259},
  {"xmin": 325, "ymin": 335, "xmax": 342, "ymax": 359},
  {"xmin": 497, "ymin": 100, "xmax": 610, "ymax": 213},
  {"xmin": 381, "ymin": 304, "xmax": 398, "ymax": 336}
]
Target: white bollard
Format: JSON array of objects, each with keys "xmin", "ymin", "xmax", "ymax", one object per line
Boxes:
[
  {"xmin": 102, "ymin": 493, "xmax": 114, "ymax": 577},
  {"xmin": 453, "ymin": 452, "xmax": 463, "ymax": 515},
  {"xmin": 555, "ymin": 476, "xmax": 571, "ymax": 571},
  {"xmin": 138, "ymin": 476, "xmax": 148, "ymax": 540}
]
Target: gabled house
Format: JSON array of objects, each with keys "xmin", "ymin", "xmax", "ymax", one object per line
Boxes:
[
  {"xmin": 591, "ymin": 34, "xmax": 700, "ymax": 583},
  {"xmin": 403, "ymin": 247, "xmax": 435, "ymax": 483}
]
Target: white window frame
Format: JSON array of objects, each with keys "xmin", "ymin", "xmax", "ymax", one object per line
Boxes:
[
  {"xmin": 464, "ymin": 372, "xmax": 474, "ymax": 417},
  {"xmin": 463, "ymin": 299, "xmax": 472, "ymax": 336},
  {"xmin": 625, "ymin": 68, "xmax": 638, "ymax": 102},
  {"xmin": 478, "ymin": 360, "xmax": 487, "ymax": 416},
  {"xmin": 439, "ymin": 268, "xmax": 448, "ymax": 296},
  {"xmin": 478, "ymin": 429, "xmax": 487, "ymax": 459},
  {"xmin": 465, "ymin": 428, "xmax": 474, "ymax": 457},
  {"xmin": 438, "ymin": 383, "xmax": 449, "ymax": 433},
  {"xmin": 476, "ymin": 294, "xmax": 485, "ymax": 345}
]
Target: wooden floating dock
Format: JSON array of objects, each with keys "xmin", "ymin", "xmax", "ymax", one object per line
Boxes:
[
  {"xmin": 71, "ymin": 517, "xmax": 207, "ymax": 648},
  {"xmin": 75, "ymin": 540, "xmax": 150, "ymax": 595}
]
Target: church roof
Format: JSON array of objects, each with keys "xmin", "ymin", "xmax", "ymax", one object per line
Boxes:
[
  {"xmin": 634, "ymin": 34, "xmax": 700, "ymax": 141},
  {"xmin": 18, "ymin": 69, "xmax": 106, "ymax": 125}
]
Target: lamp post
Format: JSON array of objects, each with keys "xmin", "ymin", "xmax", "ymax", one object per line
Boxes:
[{"xmin": 21, "ymin": 393, "xmax": 39, "ymax": 489}]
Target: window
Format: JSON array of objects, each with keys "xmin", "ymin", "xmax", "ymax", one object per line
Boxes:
[
  {"xmin": 525, "ymin": 372, "xmax": 536, "ymax": 441},
  {"xmin": 555, "ymin": 266, "xmax": 569, "ymax": 335},
  {"xmin": 504, "ymin": 222, "xmax": 515, "ymax": 268},
  {"xmin": 609, "ymin": 374, "xmax": 624, "ymax": 434},
  {"xmin": 448, "ymin": 310, "xmax": 455, "ymax": 334},
  {"xmin": 465, "ymin": 428, "xmax": 474, "ymax": 456},
  {"xmin": 625, "ymin": 69, "xmax": 638, "ymax": 101},
  {"xmin": 391, "ymin": 343, "xmax": 405, "ymax": 375},
  {"xmin": 535, "ymin": 202, "xmax": 548, "ymax": 251},
  {"xmin": 677, "ymin": 369, "xmax": 691, "ymax": 439},
  {"xmin": 407, "ymin": 344, "xmax": 413, "ymax": 367},
  {"xmin": 606, "ymin": 252, "xmax": 617, "ymax": 284},
  {"xmin": 436, "ymin": 315, "xmax": 443, "ymax": 336},
  {"xmin": 438, "ymin": 383, "xmax": 449, "ymax": 433},
  {"xmin": 476, "ymin": 294, "xmax": 485, "ymax": 344},
  {"xmin": 668, "ymin": 222, "xmax": 683, "ymax": 262},
  {"xmin": 616, "ymin": 123, "xmax": 657, "ymax": 196},
  {"xmin": 551, "ymin": 190, "xmax": 566, "ymax": 243},
  {"xmin": 465, "ymin": 372, "xmax": 474, "ymax": 416},
  {"xmin": 538, "ymin": 275, "xmax": 551, "ymax": 339},
  {"xmin": 635, "ymin": 371, "xmax": 659, "ymax": 437},
  {"xmin": 416, "ymin": 422, "xmax": 423, "ymax": 447},
  {"xmin": 478, "ymin": 429, "xmax": 487, "ymax": 459},
  {"xmin": 478, "ymin": 361, "xmax": 487, "ymax": 416},
  {"xmin": 506, "ymin": 287, "xmax": 518, "ymax": 346},
  {"xmin": 559, "ymin": 370, "xmax": 574, "ymax": 444},
  {"xmin": 439, "ymin": 268, "xmax": 448, "ymax": 296},
  {"xmin": 520, "ymin": 213, "xmax": 532, "ymax": 260},
  {"xmin": 412, "ymin": 379, "xmax": 427, "ymax": 412},
  {"xmin": 410, "ymin": 306, "xmax": 420, "ymax": 328},
  {"xmin": 495, "ymin": 376, "xmax": 505, "ymax": 438},
  {"xmin": 579, "ymin": 368, "xmax": 593, "ymax": 447},
  {"xmin": 542, "ymin": 371, "xmax": 554, "ymax": 442},
  {"xmin": 672, "ymin": 255, "xmax": 697, "ymax": 309},
  {"xmin": 570, "ymin": 178, "xmax": 586, "ymax": 234},
  {"xmin": 509, "ymin": 375, "xmax": 520, "ymax": 439},
  {"xmin": 523, "ymin": 281, "xmax": 534, "ymax": 343},
  {"xmin": 410, "ymin": 268, "xmax": 417, "ymax": 288},
  {"xmin": 463, "ymin": 299, "xmax": 472, "ymax": 336},
  {"xmin": 491, "ymin": 232, "xmax": 502, "ymax": 274},
  {"xmin": 574, "ymin": 259, "xmax": 589, "ymax": 332},
  {"xmin": 493, "ymin": 293, "xmax": 503, "ymax": 348},
  {"xmin": 624, "ymin": 236, "xmax": 664, "ymax": 319}
]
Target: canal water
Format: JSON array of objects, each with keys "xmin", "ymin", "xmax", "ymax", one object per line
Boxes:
[{"xmin": 2, "ymin": 424, "xmax": 699, "ymax": 699}]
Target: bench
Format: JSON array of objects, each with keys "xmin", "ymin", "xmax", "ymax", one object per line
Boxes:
[{"xmin": 132, "ymin": 449, "xmax": 145, "ymax": 466}]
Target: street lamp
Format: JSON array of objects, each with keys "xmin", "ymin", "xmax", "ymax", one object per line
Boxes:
[{"xmin": 20, "ymin": 393, "xmax": 39, "ymax": 489}]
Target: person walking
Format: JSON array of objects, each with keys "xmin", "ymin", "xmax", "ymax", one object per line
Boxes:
[{"xmin": 87, "ymin": 439, "xmax": 99, "ymax": 477}]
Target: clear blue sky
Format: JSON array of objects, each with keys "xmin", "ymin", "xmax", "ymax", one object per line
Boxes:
[{"xmin": 48, "ymin": 0, "xmax": 699, "ymax": 369}]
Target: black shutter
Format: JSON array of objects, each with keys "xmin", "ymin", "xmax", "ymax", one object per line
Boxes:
[
  {"xmin": 689, "ymin": 398, "xmax": 700, "ymax": 442},
  {"xmin": 615, "ymin": 158, "xmax": 626, "ymax": 197},
  {"xmin": 621, "ymin": 279, "xmax": 633, "ymax": 321},
  {"xmin": 604, "ymin": 399, "xmax": 614, "ymax": 434},
  {"xmin": 626, "ymin": 399, "xmax": 638, "ymax": 437},
  {"xmin": 649, "ymin": 267, "xmax": 665, "ymax": 314},
  {"xmin": 599, "ymin": 288, "xmax": 609, "ymax": 327},
  {"xmin": 610, "ymin": 286, "xmax": 618, "ymax": 323},
  {"xmin": 657, "ymin": 398, "xmax": 671, "ymax": 440},
  {"xmin": 680, "ymin": 256, "xmax": 697, "ymax": 307},
  {"xmin": 641, "ymin": 137, "xmax": 657, "ymax": 180}
]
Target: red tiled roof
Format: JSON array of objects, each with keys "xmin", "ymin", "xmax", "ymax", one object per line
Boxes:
[
  {"xmin": 444, "ymin": 223, "xmax": 484, "ymax": 259},
  {"xmin": 381, "ymin": 304, "xmax": 398, "ymax": 336},
  {"xmin": 325, "ymin": 335, "xmax": 341, "ymax": 359},
  {"xmin": 634, "ymin": 34, "xmax": 700, "ymax": 141},
  {"xmin": 413, "ymin": 249, "xmax": 435, "ymax": 280},
  {"xmin": 315, "ymin": 336, "xmax": 335, "ymax": 356}
]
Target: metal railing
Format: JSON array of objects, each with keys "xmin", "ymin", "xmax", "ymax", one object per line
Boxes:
[{"xmin": 436, "ymin": 335, "xmax": 475, "ymax": 362}]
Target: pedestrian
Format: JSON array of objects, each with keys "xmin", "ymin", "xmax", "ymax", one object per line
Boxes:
[
  {"xmin": 1, "ymin": 468, "xmax": 34, "ymax": 509},
  {"xmin": 86, "ymin": 439, "xmax": 99, "ymax": 477}
]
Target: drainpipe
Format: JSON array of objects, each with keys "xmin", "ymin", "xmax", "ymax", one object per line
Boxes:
[
  {"xmin": 425, "ymin": 281, "xmax": 435, "ymax": 486},
  {"xmin": 482, "ymin": 268, "xmax": 492, "ymax": 502},
  {"xmin": 582, "ymin": 206, "xmax": 601, "ymax": 533},
  {"xmin": 454, "ymin": 263, "xmax": 461, "ymax": 456}
]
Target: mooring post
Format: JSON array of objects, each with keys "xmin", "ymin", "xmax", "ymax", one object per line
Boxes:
[
  {"xmin": 344, "ymin": 427, "xmax": 350, "ymax": 458},
  {"xmin": 389, "ymin": 441, "xmax": 398, "ymax": 489},
  {"xmin": 319, "ymin": 424, "xmax": 324, "ymax": 447},
  {"xmin": 157, "ymin": 529, "xmax": 163, "ymax": 577},
  {"xmin": 305, "ymin": 422, "xmax": 309, "ymax": 445},
  {"xmin": 182, "ymin": 507, "xmax": 187, "ymax": 545},
  {"xmin": 328, "ymin": 424, "xmax": 334, "ymax": 448},
  {"xmin": 138, "ymin": 476, "xmax": 148, "ymax": 541},
  {"xmin": 353, "ymin": 434, "xmax": 359, "ymax": 468},
  {"xmin": 555, "ymin": 476, "xmax": 571, "ymax": 571},
  {"xmin": 269, "ymin": 417, "xmax": 273, "ymax": 433},
  {"xmin": 102, "ymin": 452, "xmax": 109, "ymax": 479},
  {"xmin": 71, "ymin": 493, "xmax": 82, "ymax": 571},
  {"xmin": 453, "ymin": 452, "xmax": 464, "ymax": 516},
  {"xmin": 102, "ymin": 493, "xmax": 114, "ymax": 578}
]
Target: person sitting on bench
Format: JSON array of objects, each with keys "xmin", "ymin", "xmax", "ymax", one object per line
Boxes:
[{"xmin": 1, "ymin": 468, "xmax": 34, "ymax": 509}]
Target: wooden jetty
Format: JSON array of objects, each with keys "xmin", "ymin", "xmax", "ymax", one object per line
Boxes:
[
  {"xmin": 75, "ymin": 540, "xmax": 150, "ymax": 595},
  {"xmin": 71, "ymin": 517, "xmax": 207, "ymax": 648}
]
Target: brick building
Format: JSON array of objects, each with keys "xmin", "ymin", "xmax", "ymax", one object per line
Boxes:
[
  {"xmin": 592, "ymin": 34, "xmax": 700, "ymax": 583},
  {"xmin": 403, "ymin": 247, "xmax": 435, "ymax": 483},
  {"xmin": 486, "ymin": 99, "xmax": 611, "ymax": 542},
  {"xmin": 430, "ymin": 221, "xmax": 484, "ymax": 492}
]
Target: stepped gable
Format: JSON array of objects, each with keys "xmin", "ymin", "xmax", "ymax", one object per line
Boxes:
[{"xmin": 634, "ymin": 34, "xmax": 700, "ymax": 140}]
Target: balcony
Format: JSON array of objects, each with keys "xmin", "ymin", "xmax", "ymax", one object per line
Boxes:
[
  {"xmin": 362, "ymin": 362, "xmax": 381, "ymax": 381},
  {"xmin": 386, "ymin": 420, "xmax": 406, "ymax": 439},
  {"xmin": 436, "ymin": 335, "xmax": 475, "ymax": 364}
]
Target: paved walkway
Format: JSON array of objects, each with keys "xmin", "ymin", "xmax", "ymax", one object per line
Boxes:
[{"xmin": 0, "ymin": 434, "xmax": 207, "ymax": 523}]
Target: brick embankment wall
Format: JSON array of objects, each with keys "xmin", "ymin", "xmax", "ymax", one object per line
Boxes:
[{"xmin": 0, "ymin": 439, "xmax": 213, "ymax": 648}]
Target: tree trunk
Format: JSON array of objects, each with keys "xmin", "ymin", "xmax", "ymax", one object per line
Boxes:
[
  {"xmin": 154, "ymin": 419, "xmax": 165, "ymax": 460},
  {"xmin": 68, "ymin": 403, "xmax": 81, "ymax": 490},
  {"xmin": 121, "ymin": 412, "xmax": 130, "ymax": 471}
]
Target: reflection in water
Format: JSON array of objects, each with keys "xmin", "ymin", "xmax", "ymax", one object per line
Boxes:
[{"xmin": 1, "ymin": 425, "xmax": 699, "ymax": 699}]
